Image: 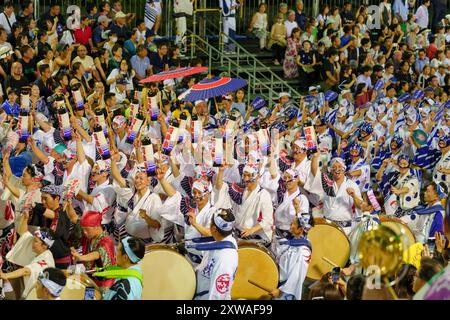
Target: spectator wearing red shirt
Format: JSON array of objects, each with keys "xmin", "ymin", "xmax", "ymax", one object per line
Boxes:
[
  {"xmin": 354, "ymin": 83, "xmax": 370, "ymax": 108},
  {"xmin": 426, "ymin": 35, "xmax": 438, "ymax": 60},
  {"xmin": 74, "ymin": 16, "xmax": 94, "ymax": 52}
]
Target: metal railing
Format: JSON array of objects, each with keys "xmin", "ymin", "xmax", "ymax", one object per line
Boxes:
[
  {"xmin": 188, "ymin": 30, "xmax": 301, "ymax": 106},
  {"xmin": 220, "ymin": 33, "xmax": 302, "ymax": 102},
  {"xmin": 8, "ymin": 0, "xmax": 421, "ymax": 39}
]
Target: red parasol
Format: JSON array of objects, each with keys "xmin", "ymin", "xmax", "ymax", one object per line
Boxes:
[{"xmin": 139, "ymin": 67, "xmax": 208, "ymax": 83}]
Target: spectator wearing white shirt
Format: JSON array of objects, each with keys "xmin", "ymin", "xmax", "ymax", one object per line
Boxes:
[
  {"xmin": 285, "ymin": 11, "xmax": 299, "ymax": 38},
  {"xmin": 415, "ymin": 0, "xmax": 430, "ymax": 29},
  {"xmin": 0, "ymin": 1, "xmax": 17, "ymax": 35}
]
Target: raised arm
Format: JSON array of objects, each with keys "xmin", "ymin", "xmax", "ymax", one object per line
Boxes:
[
  {"xmin": 110, "ymin": 151, "xmax": 127, "ymax": 188},
  {"xmin": 28, "ymin": 136, "xmax": 50, "ymax": 164}
]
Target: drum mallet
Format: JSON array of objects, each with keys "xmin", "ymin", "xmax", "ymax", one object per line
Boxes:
[
  {"xmin": 322, "ymin": 257, "xmax": 338, "ymax": 267},
  {"xmin": 248, "ymin": 279, "xmax": 272, "ymax": 294}
]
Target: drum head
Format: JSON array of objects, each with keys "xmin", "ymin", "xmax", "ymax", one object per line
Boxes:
[
  {"xmin": 231, "ymin": 244, "xmax": 278, "ymax": 300},
  {"xmin": 26, "ymin": 274, "xmax": 102, "ymax": 300},
  {"xmin": 381, "ymin": 219, "xmax": 416, "ymax": 249},
  {"xmin": 307, "ymin": 220, "xmax": 350, "ymax": 280},
  {"xmin": 140, "ymin": 247, "xmax": 196, "ymax": 300}
]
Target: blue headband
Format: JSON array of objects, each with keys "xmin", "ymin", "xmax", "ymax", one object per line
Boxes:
[
  {"xmin": 214, "ymin": 211, "xmax": 234, "ymax": 232},
  {"xmin": 121, "ymin": 237, "xmax": 142, "ymax": 264},
  {"xmin": 437, "ymin": 183, "xmax": 446, "ymax": 200}
]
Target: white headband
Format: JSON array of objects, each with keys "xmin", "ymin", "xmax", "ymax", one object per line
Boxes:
[{"xmin": 213, "ymin": 211, "xmax": 234, "ymax": 232}]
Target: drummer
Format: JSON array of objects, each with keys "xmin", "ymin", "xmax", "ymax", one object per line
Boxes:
[
  {"xmin": 70, "ymin": 211, "xmax": 116, "ymax": 289},
  {"xmin": 269, "ymin": 213, "xmax": 313, "ymax": 300},
  {"xmin": 310, "ymin": 153, "xmax": 363, "ymax": 234},
  {"xmin": 376, "ymin": 155, "xmax": 421, "ymax": 217},
  {"xmin": 179, "ymin": 179, "xmax": 215, "ymax": 264},
  {"xmin": 407, "ymin": 182, "xmax": 447, "ymax": 245},
  {"xmin": 214, "ymin": 164, "xmax": 274, "ymax": 244},
  {"xmin": 195, "ymin": 208, "xmax": 238, "ymax": 300},
  {"xmin": 35, "ymin": 268, "xmax": 67, "ymax": 300},
  {"xmin": 103, "ymin": 236, "xmax": 145, "ymax": 300}
]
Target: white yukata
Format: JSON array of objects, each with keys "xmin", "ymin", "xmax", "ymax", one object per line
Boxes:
[
  {"xmin": 273, "ymin": 239, "xmax": 311, "ymax": 300},
  {"xmin": 84, "ymin": 181, "xmax": 117, "ymax": 225},
  {"xmin": 387, "ymin": 172, "xmax": 421, "ymax": 217},
  {"xmin": 403, "ymin": 201, "xmax": 445, "ymax": 244},
  {"xmin": 5, "ymin": 231, "xmax": 55, "ymax": 299},
  {"xmin": 347, "ymin": 159, "xmax": 371, "ymax": 193},
  {"xmin": 115, "ymin": 186, "xmax": 164, "ymax": 242},
  {"xmin": 307, "ymin": 171, "xmax": 361, "ymax": 234},
  {"xmin": 195, "ymin": 235, "xmax": 238, "ymax": 300},
  {"xmin": 260, "ymin": 172, "xmax": 309, "ymax": 233},
  {"xmin": 215, "ymin": 183, "xmax": 274, "ymax": 242}
]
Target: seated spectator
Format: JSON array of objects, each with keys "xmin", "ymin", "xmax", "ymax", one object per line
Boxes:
[
  {"xmin": 110, "ymin": 11, "xmax": 130, "ymax": 45},
  {"xmin": 72, "ymin": 45, "xmax": 98, "ymax": 84},
  {"xmin": 124, "ymin": 28, "xmax": 140, "ymax": 59},
  {"xmin": 107, "ymin": 59, "xmax": 135, "ymax": 92},
  {"xmin": 93, "ymin": 15, "xmax": 111, "ymax": 48},
  {"xmin": 37, "ymin": 47, "xmax": 55, "ymax": 75},
  {"xmin": 0, "ymin": 27, "xmax": 13, "ymax": 51},
  {"xmin": 34, "ymin": 64, "xmax": 56, "ymax": 100},
  {"xmin": 4, "ymin": 61, "xmax": 28, "ymax": 91},
  {"xmin": 108, "ymin": 44, "xmax": 123, "ymax": 71},
  {"xmin": 268, "ymin": 13, "xmax": 287, "ymax": 65},
  {"xmin": 74, "ymin": 16, "xmax": 94, "ymax": 52},
  {"xmin": 284, "ymin": 10, "xmax": 299, "ymax": 38},
  {"xmin": 94, "ymin": 48, "xmax": 111, "ymax": 85},
  {"xmin": 19, "ymin": 45, "xmax": 37, "ymax": 82},
  {"xmin": 149, "ymin": 43, "xmax": 169, "ymax": 74},
  {"xmin": 0, "ymin": 1, "xmax": 17, "ymax": 35},
  {"xmin": 1, "ymin": 87, "xmax": 19, "ymax": 118},
  {"xmin": 17, "ymin": 1, "xmax": 34, "ymax": 28}
]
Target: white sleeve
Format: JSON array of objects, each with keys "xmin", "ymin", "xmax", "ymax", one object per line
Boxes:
[
  {"xmin": 112, "ymin": 186, "xmax": 134, "ymax": 208},
  {"xmin": 155, "ymin": 191, "xmax": 183, "ymax": 225},
  {"xmin": 258, "ymin": 190, "xmax": 274, "ymax": 234},
  {"xmin": 260, "ymin": 171, "xmax": 280, "ymax": 196},
  {"xmin": 43, "ymin": 156, "xmax": 55, "ymax": 175},
  {"xmin": 298, "ymin": 195, "xmax": 309, "ymax": 215}
]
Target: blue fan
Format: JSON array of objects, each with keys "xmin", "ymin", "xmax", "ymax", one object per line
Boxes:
[
  {"xmin": 304, "ymin": 95, "xmax": 316, "ymax": 103},
  {"xmin": 398, "ymin": 93, "xmax": 411, "ymax": 103},
  {"xmin": 374, "ymin": 79, "xmax": 384, "ymax": 91},
  {"xmin": 413, "ymin": 90, "xmax": 425, "ymax": 100},
  {"xmin": 324, "ymin": 90, "xmax": 338, "ymax": 102},
  {"xmin": 250, "ymin": 96, "xmax": 266, "ymax": 110}
]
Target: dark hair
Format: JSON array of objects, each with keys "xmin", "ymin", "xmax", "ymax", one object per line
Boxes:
[
  {"xmin": 112, "ymin": 43, "xmax": 122, "ymax": 55},
  {"xmin": 343, "ymin": 25, "xmax": 351, "ymax": 33},
  {"xmin": 4, "ymin": 1, "xmax": 14, "ymax": 9},
  {"xmin": 395, "ymin": 264, "xmax": 417, "ymax": 299},
  {"xmin": 291, "ymin": 27, "xmax": 301, "ymax": 38},
  {"xmin": 158, "ymin": 42, "xmax": 168, "ymax": 50},
  {"xmin": 105, "ymin": 92, "xmax": 116, "ymax": 103},
  {"xmin": 211, "ymin": 209, "xmax": 235, "ymax": 237},
  {"xmin": 42, "ymin": 267, "xmax": 67, "ymax": 288},
  {"xmin": 346, "ymin": 274, "xmax": 366, "ymax": 300},
  {"xmin": 21, "ymin": 0, "xmax": 33, "ymax": 11},
  {"xmin": 72, "ymin": 61, "xmax": 83, "ymax": 75},
  {"xmin": 322, "ymin": 283, "xmax": 344, "ymax": 300},
  {"xmin": 418, "ymin": 257, "xmax": 443, "ymax": 282},
  {"xmin": 361, "ymin": 38, "xmax": 371, "ymax": 47},
  {"xmin": 136, "ymin": 18, "xmax": 145, "ymax": 26},
  {"xmin": 86, "ymin": 2, "xmax": 97, "ymax": 14},
  {"xmin": 120, "ymin": 237, "xmax": 145, "ymax": 261},
  {"xmin": 356, "ymin": 83, "xmax": 367, "ymax": 95},
  {"xmin": 39, "ymin": 63, "xmax": 50, "ymax": 75},
  {"xmin": 20, "ymin": 45, "xmax": 32, "ymax": 57}
]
